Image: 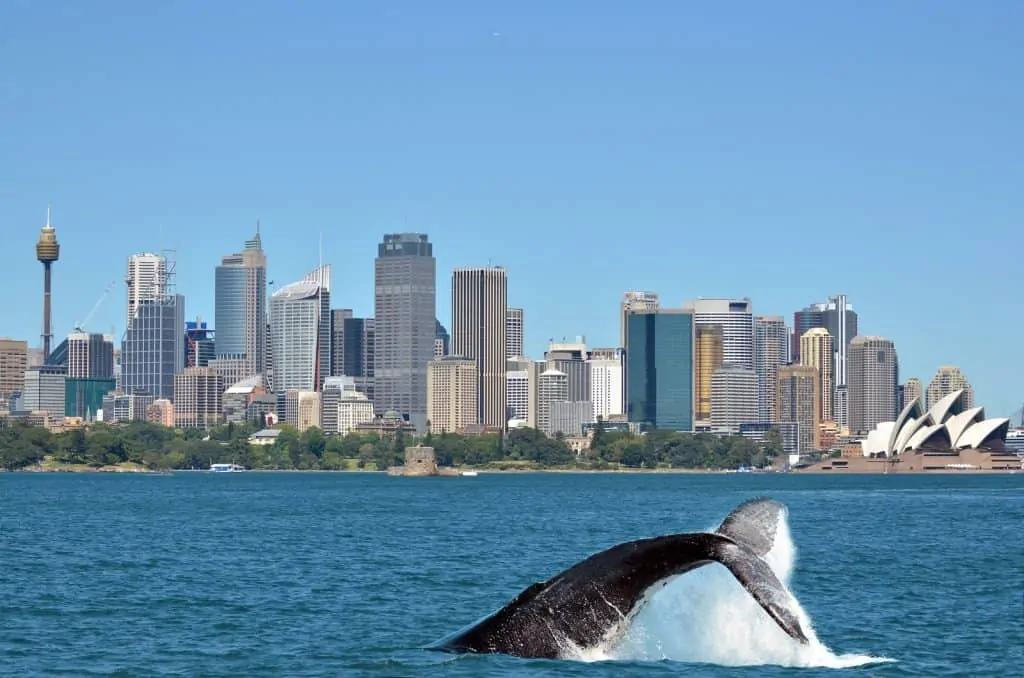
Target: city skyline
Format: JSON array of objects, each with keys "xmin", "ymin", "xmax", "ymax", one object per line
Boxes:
[
  {"xmin": 1, "ymin": 220, "xmax": 1018, "ymax": 419},
  {"xmin": 2, "ymin": 3, "xmax": 1021, "ymax": 416}
]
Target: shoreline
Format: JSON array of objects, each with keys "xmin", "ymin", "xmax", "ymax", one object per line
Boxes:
[{"xmin": 4, "ymin": 465, "xmax": 1019, "ymax": 476}]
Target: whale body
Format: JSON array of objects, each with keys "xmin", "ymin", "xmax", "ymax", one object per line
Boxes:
[{"xmin": 432, "ymin": 498, "xmax": 809, "ymax": 659}]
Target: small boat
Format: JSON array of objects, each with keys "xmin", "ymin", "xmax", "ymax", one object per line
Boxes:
[
  {"xmin": 209, "ymin": 463, "xmax": 246, "ymax": 473},
  {"xmin": 460, "ymin": 470, "xmax": 479, "ymax": 477}
]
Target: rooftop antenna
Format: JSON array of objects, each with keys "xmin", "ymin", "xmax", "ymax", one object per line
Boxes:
[{"xmin": 319, "ymin": 230, "xmax": 323, "ymax": 271}]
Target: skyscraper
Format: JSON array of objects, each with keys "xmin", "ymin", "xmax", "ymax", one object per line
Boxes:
[
  {"xmin": 693, "ymin": 325, "xmax": 723, "ymax": 424},
  {"xmin": 0, "ymin": 339, "xmax": 28, "ymax": 399},
  {"xmin": 754, "ymin": 316, "xmax": 788, "ymax": 423},
  {"xmin": 427, "ymin": 356, "xmax": 479, "ymax": 434},
  {"xmin": 777, "ymin": 365, "xmax": 821, "ymax": 453},
  {"xmin": 588, "ymin": 347, "xmax": 623, "ymax": 420},
  {"xmin": 506, "ymin": 307, "xmax": 524, "ymax": 358},
  {"xmin": 126, "ymin": 253, "xmax": 168, "ymax": 329},
  {"xmin": 435, "ymin": 319, "xmax": 450, "ymax": 358},
  {"xmin": 66, "ymin": 332, "xmax": 114, "ymax": 379},
  {"xmin": 373, "ymin": 234, "xmax": 436, "ymax": 432},
  {"xmin": 792, "ymin": 295, "xmax": 858, "ymax": 424},
  {"xmin": 710, "ymin": 364, "xmax": 758, "ymax": 430},
  {"xmin": 926, "ymin": 366, "xmax": 975, "ymax": 411},
  {"xmin": 847, "ymin": 335, "xmax": 898, "ymax": 434},
  {"xmin": 902, "ymin": 377, "xmax": 923, "ymax": 410},
  {"xmin": 800, "ymin": 328, "xmax": 834, "ymax": 424},
  {"xmin": 683, "ymin": 298, "xmax": 754, "ymax": 371},
  {"xmin": 301, "ymin": 265, "xmax": 332, "ymax": 389},
  {"xmin": 269, "ymin": 278, "xmax": 323, "ymax": 393},
  {"xmin": 122, "ymin": 253, "xmax": 184, "ymax": 400},
  {"xmin": 451, "ymin": 267, "xmax": 508, "ymax": 430},
  {"xmin": 620, "ymin": 291, "xmax": 659, "ymax": 349},
  {"xmin": 214, "ymin": 224, "xmax": 267, "ymax": 377},
  {"xmin": 625, "ymin": 309, "xmax": 694, "ymax": 431}
]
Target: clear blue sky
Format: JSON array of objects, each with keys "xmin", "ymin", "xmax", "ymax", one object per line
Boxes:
[{"xmin": 1, "ymin": 1, "xmax": 1021, "ymax": 417}]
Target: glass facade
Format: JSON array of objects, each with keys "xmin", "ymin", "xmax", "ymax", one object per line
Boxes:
[
  {"xmin": 214, "ymin": 266, "xmax": 247, "ymax": 357},
  {"xmin": 626, "ymin": 310, "xmax": 694, "ymax": 431},
  {"xmin": 66, "ymin": 378, "xmax": 116, "ymax": 418},
  {"xmin": 121, "ymin": 296, "xmax": 185, "ymax": 399}
]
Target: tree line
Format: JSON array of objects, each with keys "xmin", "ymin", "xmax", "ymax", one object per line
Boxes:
[{"xmin": 0, "ymin": 419, "xmax": 786, "ymax": 472}]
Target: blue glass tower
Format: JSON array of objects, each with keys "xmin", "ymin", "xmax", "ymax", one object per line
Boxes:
[{"xmin": 625, "ymin": 309, "xmax": 694, "ymax": 431}]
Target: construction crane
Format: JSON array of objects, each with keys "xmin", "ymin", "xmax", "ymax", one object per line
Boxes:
[{"xmin": 74, "ymin": 280, "xmax": 118, "ymax": 332}]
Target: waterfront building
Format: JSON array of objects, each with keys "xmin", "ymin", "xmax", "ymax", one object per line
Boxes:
[
  {"xmin": 710, "ymin": 364, "xmax": 758, "ymax": 431},
  {"xmin": 270, "ymin": 274, "xmax": 326, "ymax": 394},
  {"xmin": 214, "ymin": 225, "xmax": 267, "ymax": 377},
  {"xmin": 545, "ymin": 339, "xmax": 589, "ymax": 404},
  {"xmin": 902, "ymin": 377, "xmax": 923, "ymax": 412},
  {"xmin": 754, "ymin": 316, "xmax": 788, "ymax": 423},
  {"xmin": 777, "ymin": 364, "xmax": 821, "ymax": 453},
  {"xmin": 22, "ymin": 364, "xmax": 66, "ymax": 416},
  {"xmin": 792, "ymin": 295, "xmax": 857, "ymax": 426},
  {"xmin": 125, "ymin": 253, "xmax": 167, "ymax": 328},
  {"xmin": 624, "ymin": 309, "xmax": 694, "ymax": 431},
  {"xmin": 684, "ymin": 298, "xmax": 754, "ymax": 372},
  {"xmin": 0, "ymin": 339, "xmax": 28, "ymax": 398},
  {"xmin": 451, "ymin": 266, "xmax": 507, "ymax": 429},
  {"xmin": 799, "ymin": 328, "xmax": 834, "ymax": 424},
  {"xmin": 506, "ymin": 362, "xmax": 530, "ymax": 423},
  {"xmin": 847, "ymin": 335, "xmax": 899, "ymax": 435},
  {"xmin": 122, "ymin": 296, "xmax": 185, "ymax": 400},
  {"xmin": 222, "ymin": 375, "xmax": 266, "ymax": 425},
  {"xmin": 926, "ymin": 366, "xmax": 975, "ymax": 411},
  {"xmin": 146, "ymin": 398, "xmax": 174, "ymax": 426},
  {"xmin": 65, "ymin": 377, "xmax": 116, "ymax": 419},
  {"xmin": 427, "ymin": 356, "xmax": 479, "ymax": 434},
  {"xmin": 435, "ymin": 319, "xmax": 450, "ymax": 358},
  {"xmin": 67, "ymin": 332, "xmax": 114, "ymax": 379},
  {"xmin": 506, "ymin": 307, "xmax": 524, "ymax": 358},
  {"xmin": 588, "ymin": 347, "xmax": 623, "ymax": 420},
  {"xmin": 296, "ymin": 391, "xmax": 320, "ymax": 431},
  {"xmin": 330, "ymin": 311, "xmax": 375, "ymax": 403},
  {"xmin": 337, "ymin": 391, "xmax": 375, "ymax": 435},
  {"xmin": 619, "ymin": 291, "xmax": 660, "ymax": 349},
  {"xmin": 537, "ymin": 368, "xmax": 569, "ymax": 436},
  {"xmin": 693, "ymin": 324, "xmax": 723, "ymax": 425},
  {"xmin": 173, "ymin": 367, "xmax": 225, "ymax": 429},
  {"xmin": 320, "ymin": 375, "xmax": 357, "ymax": 434},
  {"xmin": 550, "ymin": 401, "xmax": 594, "ymax": 437},
  {"xmin": 184, "ymin": 319, "xmax": 216, "ymax": 368},
  {"xmin": 373, "ymin": 233, "xmax": 436, "ymax": 431}
]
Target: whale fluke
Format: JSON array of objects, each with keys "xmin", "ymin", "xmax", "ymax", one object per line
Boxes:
[
  {"xmin": 715, "ymin": 497, "xmax": 786, "ymax": 556},
  {"xmin": 432, "ymin": 498, "xmax": 810, "ymax": 659}
]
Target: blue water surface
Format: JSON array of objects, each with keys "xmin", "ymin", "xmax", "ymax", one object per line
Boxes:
[{"xmin": 2, "ymin": 472, "xmax": 1021, "ymax": 677}]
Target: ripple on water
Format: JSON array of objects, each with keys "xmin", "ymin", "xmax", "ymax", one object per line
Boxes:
[{"xmin": 1, "ymin": 472, "xmax": 1021, "ymax": 677}]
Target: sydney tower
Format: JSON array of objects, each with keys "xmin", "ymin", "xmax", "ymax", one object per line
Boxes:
[{"xmin": 36, "ymin": 208, "xmax": 60, "ymax": 361}]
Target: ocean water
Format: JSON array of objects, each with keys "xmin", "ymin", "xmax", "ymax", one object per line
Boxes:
[{"xmin": 1, "ymin": 472, "xmax": 1021, "ymax": 677}]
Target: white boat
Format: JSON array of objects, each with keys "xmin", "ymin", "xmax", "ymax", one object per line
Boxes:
[
  {"xmin": 461, "ymin": 470, "xmax": 479, "ymax": 477},
  {"xmin": 209, "ymin": 463, "xmax": 246, "ymax": 473}
]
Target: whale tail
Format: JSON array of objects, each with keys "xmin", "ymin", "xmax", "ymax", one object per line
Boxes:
[{"xmin": 709, "ymin": 498, "xmax": 808, "ymax": 644}]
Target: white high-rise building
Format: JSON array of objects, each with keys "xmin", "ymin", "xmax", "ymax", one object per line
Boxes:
[
  {"xmin": 126, "ymin": 253, "xmax": 167, "ymax": 329},
  {"xmin": 506, "ymin": 307, "xmax": 524, "ymax": 358},
  {"xmin": 270, "ymin": 280, "xmax": 322, "ymax": 393},
  {"xmin": 683, "ymin": 298, "xmax": 755, "ymax": 371},
  {"xmin": 537, "ymin": 368, "xmax": 568, "ymax": 436},
  {"xmin": 588, "ymin": 347, "xmax": 623, "ymax": 420},
  {"xmin": 710, "ymin": 364, "xmax": 758, "ymax": 430},
  {"xmin": 506, "ymin": 365, "xmax": 530, "ymax": 422}
]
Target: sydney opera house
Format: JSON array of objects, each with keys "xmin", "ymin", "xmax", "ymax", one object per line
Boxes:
[{"xmin": 860, "ymin": 389, "xmax": 1010, "ymax": 458}]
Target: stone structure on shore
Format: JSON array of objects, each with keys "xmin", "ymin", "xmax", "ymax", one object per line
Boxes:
[{"xmin": 386, "ymin": 445, "xmax": 461, "ymax": 476}]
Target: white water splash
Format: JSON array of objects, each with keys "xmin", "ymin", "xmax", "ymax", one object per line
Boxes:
[{"xmin": 565, "ymin": 514, "xmax": 893, "ymax": 669}]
